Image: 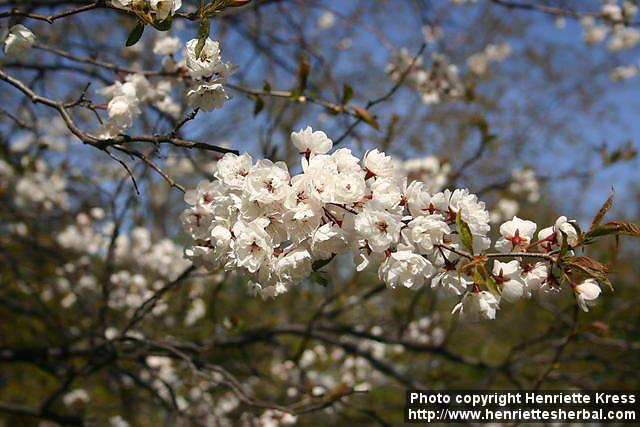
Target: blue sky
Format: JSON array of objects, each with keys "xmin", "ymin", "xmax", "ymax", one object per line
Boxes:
[{"xmin": 3, "ymin": 0, "xmax": 638, "ymax": 224}]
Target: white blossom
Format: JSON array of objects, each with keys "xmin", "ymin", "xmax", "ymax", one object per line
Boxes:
[
  {"xmin": 492, "ymin": 260, "xmax": 525, "ymax": 302},
  {"xmin": 583, "ymin": 22, "xmax": 608, "ymax": 45},
  {"xmin": 608, "ymin": 27, "xmax": 640, "ymax": 51},
  {"xmin": 522, "ymin": 262, "xmax": 548, "ymax": 292},
  {"xmin": 574, "ymin": 279, "xmax": 601, "ymax": 312},
  {"xmin": 467, "ymin": 42, "xmax": 511, "ymax": 74},
  {"xmin": 370, "ymin": 177, "xmax": 404, "ymax": 211},
  {"xmin": 353, "ymin": 203, "xmax": 402, "ymax": 252},
  {"xmin": 495, "ymin": 216, "xmax": 537, "ymax": 252},
  {"xmin": 452, "ymin": 291, "xmax": 500, "ymax": 321},
  {"xmin": 352, "ymin": 238, "xmax": 386, "ymax": 272},
  {"xmin": 180, "ymin": 207, "xmax": 213, "ymax": 240},
  {"xmin": 332, "ymin": 148, "xmax": 365, "ymax": 177},
  {"xmin": 110, "ymin": 415, "xmax": 130, "ymax": 427},
  {"xmin": 232, "ymin": 218, "xmax": 273, "ymax": 273},
  {"xmin": 112, "ymin": 0, "xmax": 133, "ymax": 8},
  {"xmin": 407, "ymin": 214, "xmax": 449, "ymax": 255},
  {"xmin": 244, "ymin": 160, "xmax": 290, "ymax": 204},
  {"xmin": 402, "ymin": 156, "xmax": 449, "ymax": 192},
  {"xmin": 311, "ymin": 223, "xmax": 348, "ymax": 259},
  {"xmin": 430, "ymin": 188, "xmax": 491, "ymax": 252},
  {"xmin": 149, "ymin": 0, "xmax": 182, "ymax": 21},
  {"xmin": 184, "ymin": 298, "xmax": 207, "ymax": 326},
  {"xmin": 214, "ymin": 153, "xmax": 253, "ymax": 190},
  {"xmin": 153, "ymin": 35, "xmax": 181, "ymax": 55},
  {"xmin": 538, "ymin": 216, "xmax": 579, "ymax": 248},
  {"xmin": 276, "ymin": 246, "xmax": 312, "ymax": 287},
  {"xmin": 316, "ymin": 11, "xmax": 336, "ymax": 30},
  {"xmin": 602, "ymin": 3, "xmax": 623, "ymax": 22},
  {"xmin": 125, "ymin": 74, "xmax": 158, "ymax": 102},
  {"xmin": 510, "ymin": 167, "xmax": 540, "ymax": 202},
  {"xmin": 386, "ymin": 50, "xmax": 463, "ymax": 104},
  {"xmin": 490, "ymin": 198, "xmax": 519, "ymax": 223},
  {"xmin": 186, "ymin": 83, "xmax": 230, "ymax": 111},
  {"xmin": 405, "ymin": 181, "xmax": 432, "ymax": 218},
  {"xmin": 258, "ymin": 410, "xmax": 297, "ymax": 426},
  {"xmin": 157, "ymin": 97, "xmax": 181, "ymax": 117},
  {"xmin": 431, "ymin": 270, "xmax": 471, "ymax": 296},
  {"xmin": 291, "ymin": 126, "xmax": 333, "ymax": 156},
  {"xmin": 609, "ymin": 64, "xmax": 639, "ymax": 81},
  {"xmin": 98, "ymin": 81, "xmax": 141, "ymax": 136},
  {"xmin": 623, "ymin": 0, "xmax": 639, "ymax": 18},
  {"xmin": 3, "ymin": 25, "xmax": 36, "ymax": 56},
  {"xmin": 330, "ymin": 173, "xmax": 366, "ymax": 204},
  {"xmin": 185, "ymin": 38, "xmax": 224, "ymax": 80},
  {"xmin": 63, "ymin": 389, "xmax": 90, "ymax": 406},
  {"xmin": 378, "ymin": 247, "xmax": 434, "ymax": 289},
  {"xmin": 363, "ymin": 149, "xmax": 396, "ymax": 178}
]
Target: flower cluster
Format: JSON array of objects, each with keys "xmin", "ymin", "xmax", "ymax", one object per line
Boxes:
[
  {"xmin": 183, "ymin": 37, "xmax": 234, "ymax": 111},
  {"xmin": 466, "ymin": 42, "xmax": 511, "ymax": 75},
  {"xmin": 386, "ymin": 50, "xmax": 464, "ymax": 105},
  {"xmin": 509, "ymin": 167, "xmax": 541, "ymax": 203},
  {"xmin": 609, "ymin": 63, "xmax": 639, "ymax": 81},
  {"xmin": 181, "ymin": 126, "xmax": 602, "ymax": 319},
  {"xmin": 401, "ymin": 155, "xmax": 450, "ymax": 193},
  {"xmin": 490, "ymin": 167, "xmax": 541, "ymax": 223},
  {"xmin": 97, "ymin": 34, "xmax": 233, "ymax": 136},
  {"xmin": 13, "ymin": 159, "xmax": 69, "ymax": 211},
  {"xmin": 580, "ymin": 2, "xmax": 640, "ymax": 51},
  {"xmin": 54, "ymin": 211, "xmax": 190, "ymax": 316},
  {"xmin": 98, "ymin": 73, "xmax": 179, "ymax": 136},
  {"xmin": 386, "ymin": 41, "xmax": 510, "ymax": 103}
]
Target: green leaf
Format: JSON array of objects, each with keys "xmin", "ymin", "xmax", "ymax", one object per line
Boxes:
[
  {"xmin": 310, "ymin": 271, "xmax": 329, "ymax": 287},
  {"xmin": 262, "ymin": 81, "xmax": 271, "ymax": 92},
  {"xmin": 312, "ymin": 255, "xmax": 335, "ymax": 272},
  {"xmin": 341, "ymin": 83, "xmax": 354, "ymax": 105},
  {"xmin": 195, "ymin": 19, "xmax": 211, "ymax": 59},
  {"xmin": 455, "ymin": 210, "xmax": 474, "ymax": 254},
  {"xmin": 253, "ymin": 97, "xmax": 264, "ymax": 116},
  {"xmin": 471, "ymin": 264, "xmax": 499, "ymax": 294},
  {"xmin": 203, "ymin": 0, "xmax": 228, "ymax": 16},
  {"xmin": 471, "ymin": 268, "xmax": 484, "ymax": 285},
  {"xmin": 485, "ymin": 274, "xmax": 499, "ymax": 295},
  {"xmin": 126, "ymin": 21, "xmax": 145, "ymax": 47},
  {"xmin": 152, "ymin": 16, "xmax": 173, "ymax": 31}
]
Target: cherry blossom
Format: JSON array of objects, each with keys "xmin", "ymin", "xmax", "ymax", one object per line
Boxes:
[
  {"xmin": 291, "ymin": 126, "xmax": 333, "ymax": 156},
  {"xmin": 186, "ymin": 83, "xmax": 230, "ymax": 111},
  {"xmin": 495, "ymin": 216, "xmax": 537, "ymax": 252},
  {"xmin": 452, "ymin": 291, "xmax": 500, "ymax": 321},
  {"xmin": 492, "ymin": 260, "xmax": 526, "ymax": 302},
  {"xmin": 178, "ymin": 126, "xmax": 608, "ymax": 315},
  {"xmin": 185, "ymin": 38, "xmax": 225, "ymax": 80},
  {"xmin": 574, "ymin": 278, "xmax": 602, "ymax": 312}
]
